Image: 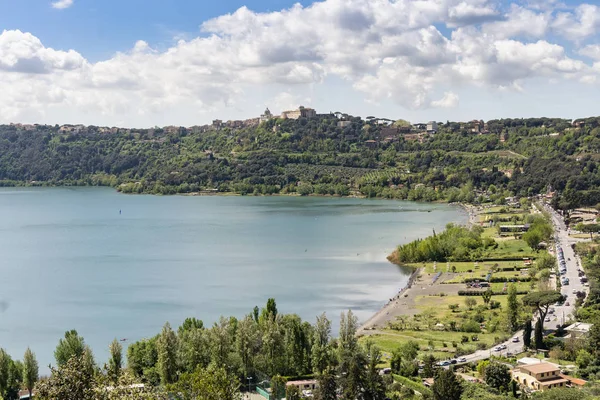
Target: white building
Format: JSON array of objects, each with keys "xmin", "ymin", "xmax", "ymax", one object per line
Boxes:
[
  {"xmin": 427, "ymin": 121, "xmax": 438, "ymax": 133},
  {"xmin": 564, "ymin": 322, "xmax": 593, "ymax": 338}
]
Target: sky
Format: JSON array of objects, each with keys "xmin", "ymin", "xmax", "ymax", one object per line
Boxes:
[{"xmin": 1, "ymin": 0, "xmax": 600, "ymax": 127}]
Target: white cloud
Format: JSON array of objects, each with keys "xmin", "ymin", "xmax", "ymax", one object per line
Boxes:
[
  {"xmin": 51, "ymin": 0, "xmax": 74, "ymax": 9},
  {"xmin": 0, "ymin": 0, "xmax": 599, "ymax": 126},
  {"xmin": 431, "ymin": 92, "xmax": 459, "ymax": 108},
  {"xmin": 579, "ymin": 45, "xmax": 600, "ymax": 61},
  {"xmin": 552, "ymin": 4, "xmax": 600, "ymax": 42}
]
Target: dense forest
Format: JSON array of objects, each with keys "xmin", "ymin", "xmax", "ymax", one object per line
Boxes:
[{"xmin": 2, "ymin": 115, "xmax": 600, "ymax": 208}]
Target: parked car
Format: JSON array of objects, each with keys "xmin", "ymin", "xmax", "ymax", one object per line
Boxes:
[
  {"xmin": 565, "ymin": 301, "xmax": 570, "ymax": 306},
  {"xmin": 450, "ymin": 359, "xmax": 457, "ymax": 365},
  {"xmin": 507, "ymin": 352, "xmax": 514, "ymax": 357},
  {"xmin": 512, "ymin": 337, "xmax": 520, "ymax": 342},
  {"xmin": 457, "ymin": 357, "xmax": 467, "ymax": 363}
]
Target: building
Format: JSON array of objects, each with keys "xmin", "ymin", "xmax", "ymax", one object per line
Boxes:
[
  {"xmin": 286, "ymin": 379, "xmax": 319, "ymax": 397},
  {"xmin": 260, "ymin": 108, "xmax": 273, "ymax": 123},
  {"xmin": 212, "ymin": 119, "xmax": 223, "ymax": 129},
  {"xmin": 427, "ymin": 121, "xmax": 438, "ymax": 133},
  {"xmin": 280, "ymin": 106, "xmax": 317, "ymax": 120},
  {"xmin": 365, "ymin": 140, "xmax": 378, "ymax": 149},
  {"xmin": 338, "ymin": 120, "xmax": 352, "ymax": 128},
  {"xmin": 564, "ymin": 322, "xmax": 593, "ymax": 339},
  {"xmin": 511, "ymin": 362, "xmax": 568, "ymax": 392}
]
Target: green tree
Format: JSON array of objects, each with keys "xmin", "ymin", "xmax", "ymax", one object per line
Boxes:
[
  {"xmin": 286, "ymin": 384, "xmax": 302, "ymax": 400},
  {"xmin": 179, "ymin": 322, "xmax": 210, "ymax": 373},
  {"xmin": 522, "ymin": 291, "xmax": 563, "ymax": 329},
  {"xmin": 314, "ymin": 368, "xmax": 337, "ymax": 400},
  {"xmin": 0, "ymin": 348, "xmax": 9, "ymax": 396},
  {"xmin": 54, "ymin": 330, "xmax": 86, "ymax": 366},
  {"xmin": 157, "ymin": 322, "xmax": 178, "ymax": 385},
  {"xmin": 483, "ymin": 362, "xmax": 511, "ymax": 392},
  {"xmin": 363, "ymin": 340, "xmax": 386, "ymax": 400},
  {"xmin": 235, "ymin": 315, "xmax": 259, "ymax": 378},
  {"xmin": 422, "ymin": 354, "xmax": 437, "ymax": 378},
  {"xmin": 312, "ymin": 313, "xmax": 333, "ymax": 374},
  {"xmin": 209, "ymin": 317, "xmax": 234, "ymax": 369},
  {"xmin": 37, "ymin": 355, "xmax": 95, "ymax": 400},
  {"xmin": 107, "ymin": 339, "xmax": 123, "ymax": 383},
  {"xmin": 506, "ymin": 283, "xmax": 519, "ymax": 332},
  {"xmin": 22, "ymin": 347, "xmax": 39, "ymax": 399},
  {"xmin": 482, "ymin": 289, "xmax": 492, "ymax": 306},
  {"xmin": 465, "ymin": 297, "xmax": 477, "ymax": 310},
  {"xmin": 523, "ymin": 320, "xmax": 532, "ymax": 348},
  {"xmin": 432, "ymin": 369, "xmax": 463, "ymax": 400},
  {"xmin": 168, "ymin": 364, "xmax": 241, "ymax": 400}
]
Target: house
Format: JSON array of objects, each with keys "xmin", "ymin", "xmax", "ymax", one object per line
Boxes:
[
  {"xmin": 286, "ymin": 379, "xmax": 318, "ymax": 393},
  {"xmin": 365, "ymin": 140, "xmax": 378, "ymax": 149},
  {"xmin": 427, "ymin": 121, "xmax": 438, "ymax": 133},
  {"xmin": 511, "ymin": 362, "xmax": 569, "ymax": 392},
  {"xmin": 337, "ymin": 120, "xmax": 352, "ymax": 128},
  {"xmin": 212, "ymin": 119, "xmax": 223, "ymax": 129},
  {"xmin": 564, "ymin": 322, "xmax": 593, "ymax": 339}
]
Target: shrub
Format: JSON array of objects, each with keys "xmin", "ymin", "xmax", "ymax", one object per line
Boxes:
[{"xmin": 461, "ymin": 320, "xmax": 482, "ymax": 333}]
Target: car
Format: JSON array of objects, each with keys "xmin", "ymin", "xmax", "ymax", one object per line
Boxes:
[
  {"xmin": 584, "ymin": 282, "xmax": 590, "ymax": 287},
  {"xmin": 548, "ymin": 308, "xmax": 555, "ymax": 314},
  {"xmin": 494, "ymin": 346, "xmax": 502, "ymax": 352},
  {"xmin": 506, "ymin": 352, "xmax": 514, "ymax": 357},
  {"xmin": 441, "ymin": 361, "xmax": 451, "ymax": 366},
  {"xmin": 573, "ymin": 289, "xmax": 578, "ymax": 294},
  {"xmin": 457, "ymin": 357, "xmax": 467, "ymax": 363},
  {"xmin": 545, "ymin": 317, "xmax": 551, "ymax": 322},
  {"xmin": 450, "ymin": 359, "xmax": 457, "ymax": 365},
  {"xmin": 512, "ymin": 337, "xmax": 520, "ymax": 343},
  {"xmin": 565, "ymin": 301, "xmax": 570, "ymax": 306},
  {"xmin": 500, "ymin": 344, "xmax": 508, "ymax": 350}
]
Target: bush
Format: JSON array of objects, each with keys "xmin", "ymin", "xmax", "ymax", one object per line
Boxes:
[{"xmin": 461, "ymin": 320, "xmax": 482, "ymax": 333}]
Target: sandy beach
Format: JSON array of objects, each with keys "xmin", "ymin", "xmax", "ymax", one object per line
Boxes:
[{"xmin": 358, "ymin": 204, "xmax": 481, "ymax": 335}]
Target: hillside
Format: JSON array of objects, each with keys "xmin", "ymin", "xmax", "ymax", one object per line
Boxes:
[{"xmin": 2, "ymin": 115, "xmax": 600, "ymax": 209}]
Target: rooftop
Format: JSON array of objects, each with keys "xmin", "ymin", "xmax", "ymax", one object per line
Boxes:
[
  {"xmin": 520, "ymin": 362, "xmax": 560, "ymax": 374},
  {"xmin": 565, "ymin": 322, "xmax": 593, "ymax": 333}
]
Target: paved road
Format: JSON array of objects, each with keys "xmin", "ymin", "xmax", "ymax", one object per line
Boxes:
[
  {"xmin": 543, "ymin": 202, "xmax": 589, "ymax": 328},
  {"xmin": 449, "ymin": 203, "xmax": 589, "ymax": 365}
]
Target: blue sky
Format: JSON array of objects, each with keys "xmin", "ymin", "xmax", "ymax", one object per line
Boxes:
[{"xmin": 1, "ymin": 0, "xmax": 600, "ymax": 127}]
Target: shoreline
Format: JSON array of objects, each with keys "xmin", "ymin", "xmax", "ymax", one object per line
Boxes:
[
  {"xmin": 359, "ymin": 204, "xmax": 481, "ymax": 334},
  {"xmin": 358, "ymin": 267, "xmax": 423, "ymax": 333}
]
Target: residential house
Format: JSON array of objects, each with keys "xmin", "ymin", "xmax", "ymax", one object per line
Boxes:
[
  {"xmin": 564, "ymin": 322, "xmax": 593, "ymax": 339},
  {"xmin": 337, "ymin": 120, "xmax": 352, "ymax": 128},
  {"xmin": 212, "ymin": 119, "xmax": 223, "ymax": 129},
  {"xmin": 365, "ymin": 140, "xmax": 378, "ymax": 149},
  {"xmin": 511, "ymin": 362, "xmax": 569, "ymax": 392},
  {"xmin": 427, "ymin": 121, "xmax": 438, "ymax": 133},
  {"xmin": 286, "ymin": 380, "xmax": 318, "ymax": 392}
]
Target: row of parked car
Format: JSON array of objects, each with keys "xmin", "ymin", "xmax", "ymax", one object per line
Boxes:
[{"xmin": 437, "ymin": 357, "xmax": 468, "ymax": 366}]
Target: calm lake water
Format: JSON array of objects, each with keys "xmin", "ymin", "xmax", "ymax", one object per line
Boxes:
[{"xmin": 0, "ymin": 188, "xmax": 466, "ymax": 369}]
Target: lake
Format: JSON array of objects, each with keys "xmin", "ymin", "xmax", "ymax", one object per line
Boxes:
[{"xmin": 0, "ymin": 187, "xmax": 466, "ymax": 369}]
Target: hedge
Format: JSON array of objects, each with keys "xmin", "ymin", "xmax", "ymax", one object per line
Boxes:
[
  {"xmin": 463, "ymin": 276, "xmax": 531, "ymax": 283},
  {"xmin": 458, "ymin": 290, "xmax": 529, "ymax": 296},
  {"xmin": 392, "ymin": 375, "xmax": 433, "ymax": 397}
]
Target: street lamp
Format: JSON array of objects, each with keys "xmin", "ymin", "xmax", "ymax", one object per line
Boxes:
[{"xmin": 247, "ymin": 376, "xmax": 253, "ymax": 394}]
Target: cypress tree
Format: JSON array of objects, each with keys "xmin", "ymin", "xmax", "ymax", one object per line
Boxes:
[
  {"xmin": 523, "ymin": 320, "xmax": 532, "ymax": 349},
  {"xmin": 534, "ymin": 319, "xmax": 544, "ymax": 349}
]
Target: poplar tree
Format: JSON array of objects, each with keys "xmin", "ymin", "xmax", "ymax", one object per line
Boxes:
[
  {"xmin": 157, "ymin": 322, "xmax": 178, "ymax": 385},
  {"xmin": 507, "ymin": 283, "xmax": 519, "ymax": 332},
  {"xmin": 23, "ymin": 347, "xmax": 39, "ymax": 399},
  {"xmin": 108, "ymin": 339, "xmax": 123, "ymax": 383}
]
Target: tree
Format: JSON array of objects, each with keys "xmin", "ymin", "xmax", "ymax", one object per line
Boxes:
[
  {"xmin": 22, "ymin": 348, "xmax": 39, "ymax": 399},
  {"xmin": 422, "ymin": 354, "xmax": 437, "ymax": 378},
  {"xmin": 178, "ymin": 317, "xmax": 204, "ymax": 334},
  {"xmin": 363, "ymin": 340, "xmax": 386, "ymax": 400},
  {"xmin": 286, "ymin": 384, "xmax": 302, "ymax": 400},
  {"xmin": 522, "ymin": 291, "xmax": 563, "ymax": 329},
  {"xmin": 54, "ymin": 330, "xmax": 86, "ymax": 366},
  {"xmin": 523, "ymin": 230, "xmax": 542, "ymax": 250},
  {"xmin": 523, "ymin": 320, "xmax": 532, "ymax": 349},
  {"xmin": 432, "ymin": 369, "xmax": 463, "ymax": 400},
  {"xmin": 482, "ymin": 289, "xmax": 492, "ymax": 306},
  {"xmin": 535, "ymin": 319, "xmax": 544, "ymax": 349},
  {"xmin": 235, "ymin": 315, "xmax": 259, "ymax": 378},
  {"xmin": 0, "ymin": 348, "xmax": 9, "ymax": 396},
  {"xmin": 108, "ymin": 339, "xmax": 123, "ymax": 383},
  {"xmin": 312, "ymin": 313, "xmax": 333, "ymax": 374},
  {"xmin": 179, "ymin": 322, "xmax": 210, "ymax": 374},
  {"xmin": 168, "ymin": 364, "xmax": 241, "ymax": 400},
  {"xmin": 37, "ymin": 355, "xmax": 95, "ymax": 400},
  {"xmin": 314, "ymin": 368, "xmax": 337, "ymax": 400},
  {"xmin": 506, "ymin": 284, "xmax": 519, "ymax": 332},
  {"xmin": 483, "ymin": 362, "xmax": 511, "ymax": 392},
  {"xmin": 465, "ymin": 297, "xmax": 477, "ymax": 310},
  {"xmin": 157, "ymin": 322, "xmax": 178, "ymax": 385}
]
